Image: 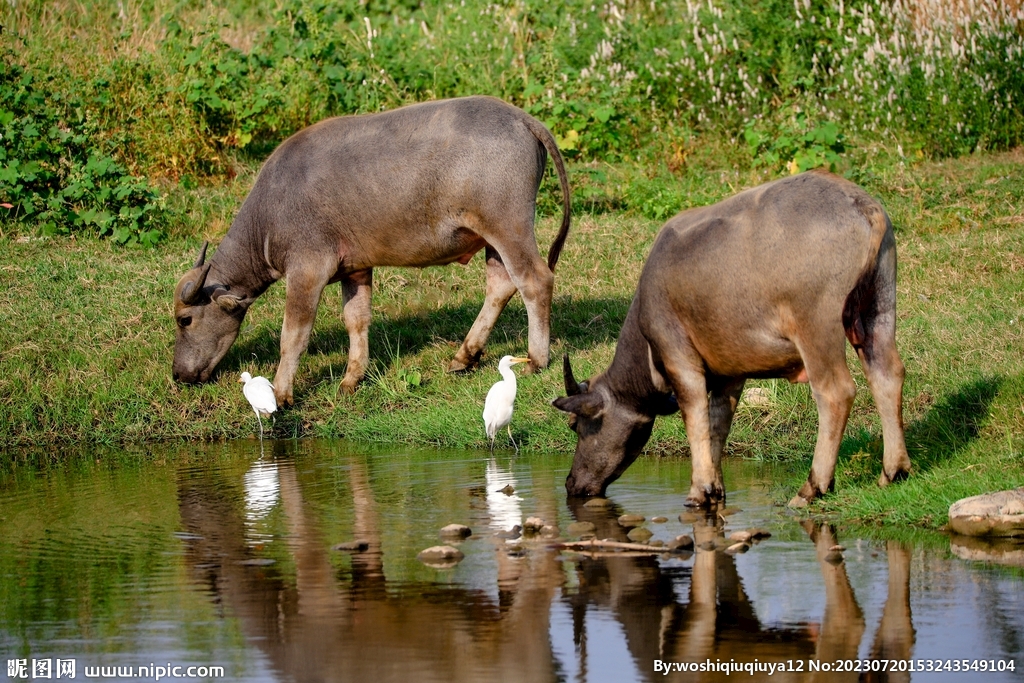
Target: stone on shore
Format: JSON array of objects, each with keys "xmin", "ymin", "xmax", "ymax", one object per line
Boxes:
[{"xmin": 948, "ymin": 488, "xmax": 1024, "ymax": 537}]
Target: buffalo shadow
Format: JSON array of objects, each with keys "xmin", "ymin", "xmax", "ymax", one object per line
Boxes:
[
  {"xmin": 837, "ymin": 374, "xmax": 1003, "ymax": 477},
  {"xmin": 217, "ymin": 294, "xmax": 631, "ymax": 385}
]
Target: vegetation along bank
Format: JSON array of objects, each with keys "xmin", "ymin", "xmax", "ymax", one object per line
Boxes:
[{"xmin": 1, "ymin": 1, "xmax": 1023, "ymax": 525}]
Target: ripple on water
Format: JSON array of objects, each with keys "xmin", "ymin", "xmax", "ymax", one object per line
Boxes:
[{"xmin": 1, "ymin": 441, "xmax": 1022, "ymax": 682}]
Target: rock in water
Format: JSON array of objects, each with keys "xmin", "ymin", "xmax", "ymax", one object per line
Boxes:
[
  {"xmin": 567, "ymin": 521, "xmax": 596, "ymax": 537},
  {"xmin": 540, "ymin": 525, "xmax": 561, "ymax": 538},
  {"xmin": 668, "ymin": 535, "xmax": 694, "ymax": 552},
  {"xmin": 439, "ymin": 524, "xmax": 472, "ymax": 540},
  {"xmin": 949, "ymin": 488, "xmax": 1024, "ymax": 537},
  {"xmin": 332, "ymin": 540, "xmax": 370, "ymax": 552},
  {"xmin": 522, "ymin": 517, "xmax": 546, "ymax": 534},
  {"xmin": 417, "ymin": 545, "xmax": 465, "ymax": 568},
  {"xmin": 618, "ymin": 513, "xmax": 645, "ymax": 527}
]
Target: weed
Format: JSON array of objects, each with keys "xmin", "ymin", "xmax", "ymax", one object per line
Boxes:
[{"xmin": 0, "ymin": 51, "xmax": 165, "ymax": 245}]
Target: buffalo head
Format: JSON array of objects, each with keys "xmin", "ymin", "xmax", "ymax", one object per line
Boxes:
[
  {"xmin": 552, "ymin": 355, "xmax": 676, "ymax": 497},
  {"xmin": 172, "ymin": 242, "xmax": 249, "ymax": 384}
]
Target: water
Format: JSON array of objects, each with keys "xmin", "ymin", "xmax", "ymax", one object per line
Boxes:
[{"xmin": 1, "ymin": 440, "xmax": 1021, "ymax": 682}]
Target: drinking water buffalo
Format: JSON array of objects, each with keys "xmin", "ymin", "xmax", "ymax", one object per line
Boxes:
[
  {"xmin": 552, "ymin": 170, "xmax": 911, "ymax": 508},
  {"xmin": 172, "ymin": 96, "xmax": 570, "ymax": 404}
]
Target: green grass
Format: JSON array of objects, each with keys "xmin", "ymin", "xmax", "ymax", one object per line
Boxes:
[
  {"xmin": 3, "ymin": 149, "xmax": 1024, "ymax": 528},
  {"xmin": 2, "ymin": 0, "xmax": 1024, "ymax": 527}
]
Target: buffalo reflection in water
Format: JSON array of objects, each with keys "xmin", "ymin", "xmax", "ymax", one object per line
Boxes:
[{"xmin": 176, "ymin": 447, "xmax": 913, "ymax": 683}]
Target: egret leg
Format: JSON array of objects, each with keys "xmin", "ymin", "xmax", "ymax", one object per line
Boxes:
[
  {"xmin": 254, "ymin": 411, "xmax": 264, "ymax": 440},
  {"xmin": 507, "ymin": 425, "xmax": 519, "ymax": 454}
]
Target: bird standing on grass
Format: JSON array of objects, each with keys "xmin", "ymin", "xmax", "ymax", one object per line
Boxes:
[
  {"xmin": 239, "ymin": 372, "xmax": 277, "ymax": 439},
  {"xmin": 483, "ymin": 355, "xmax": 531, "ymax": 452}
]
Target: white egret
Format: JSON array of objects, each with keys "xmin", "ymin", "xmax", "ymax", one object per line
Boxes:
[
  {"xmin": 239, "ymin": 372, "xmax": 277, "ymax": 439},
  {"xmin": 482, "ymin": 355, "xmax": 530, "ymax": 452}
]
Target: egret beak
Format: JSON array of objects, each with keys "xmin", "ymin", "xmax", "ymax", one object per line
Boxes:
[{"xmin": 510, "ymin": 357, "xmax": 531, "ymax": 365}]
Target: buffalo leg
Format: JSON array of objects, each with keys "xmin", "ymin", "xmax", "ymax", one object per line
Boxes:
[
  {"xmin": 857, "ymin": 332, "xmax": 911, "ymax": 487},
  {"xmin": 853, "ymin": 240, "xmax": 911, "ymax": 487},
  {"xmin": 489, "ymin": 241, "xmax": 554, "ymax": 374},
  {"xmin": 508, "ymin": 256, "xmax": 553, "ymax": 374},
  {"xmin": 791, "ymin": 325, "xmax": 857, "ymax": 507},
  {"xmin": 449, "ymin": 247, "xmax": 520, "ymax": 372},
  {"xmin": 340, "ymin": 269, "xmax": 373, "ymax": 394},
  {"xmin": 649, "ymin": 327, "xmax": 724, "ymax": 506},
  {"xmin": 708, "ymin": 376, "xmax": 746, "ymax": 469},
  {"xmin": 804, "ymin": 522, "xmax": 865, "ymax": 683},
  {"xmin": 659, "ymin": 351, "xmax": 720, "ymax": 506},
  {"xmin": 864, "ymin": 542, "xmax": 914, "ymax": 683},
  {"xmin": 274, "ymin": 263, "xmax": 332, "ymax": 406}
]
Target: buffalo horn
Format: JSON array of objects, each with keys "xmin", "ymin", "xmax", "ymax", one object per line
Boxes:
[
  {"xmin": 193, "ymin": 241, "xmax": 209, "ymax": 268},
  {"xmin": 563, "ymin": 354, "xmax": 581, "ymax": 396},
  {"xmin": 180, "ymin": 262, "xmax": 212, "ymax": 305}
]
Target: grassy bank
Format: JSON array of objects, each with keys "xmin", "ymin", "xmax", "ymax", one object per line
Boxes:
[
  {"xmin": 2, "ymin": 0, "xmax": 1024, "ymax": 527},
  {"xmin": 3, "ymin": 150, "xmax": 1024, "ymax": 527}
]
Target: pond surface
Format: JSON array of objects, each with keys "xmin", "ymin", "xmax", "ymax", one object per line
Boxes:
[{"xmin": 1, "ymin": 440, "xmax": 1021, "ymax": 682}]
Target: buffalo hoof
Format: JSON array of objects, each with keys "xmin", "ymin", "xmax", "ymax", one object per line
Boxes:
[
  {"xmin": 792, "ymin": 480, "xmax": 829, "ymax": 508},
  {"xmin": 275, "ymin": 391, "xmax": 294, "ymax": 408},
  {"xmin": 787, "ymin": 495, "xmax": 810, "ymax": 509},
  {"xmin": 684, "ymin": 483, "xmax": 724, "ymax": 508},
  {"xmin": 523, "ymin": 359, "xmax": 545, "ymax": 375},
  {"xmin": 340, "ymin": 381, "xmax": 358, "ymax": 395},
  {"xmin": 447, "ymin": 355, "xmax": 480, "ymax": 373},
  {"xmin": 878, "ymin": 465, "xmax": 911, "ymax": 488}
]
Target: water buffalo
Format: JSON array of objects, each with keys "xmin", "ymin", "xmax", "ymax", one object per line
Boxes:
[
  {"xmin": 173, "ymin": 96, "xmax": 570, "ymax": 404},
  {"xmin": 552, "ymin": 170, "xmax": 911, "ymax": 508}
]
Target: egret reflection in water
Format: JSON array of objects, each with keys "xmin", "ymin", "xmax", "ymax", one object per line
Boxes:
[
  {"xmin": 172, "ymin": 445, "xmax": 928, "ymax": 683},
  {"xmin": 485, "ymin": 457, "xmax": 523, "ymax": 534}
]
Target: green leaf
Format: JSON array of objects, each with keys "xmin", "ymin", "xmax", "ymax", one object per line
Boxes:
[{"xmin": 592, "ymin": 106, "xmax": 615, "ymax": 124}]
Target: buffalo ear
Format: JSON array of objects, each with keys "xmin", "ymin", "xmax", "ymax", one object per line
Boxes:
[
  {"xmin": 551, "ymin": 392, "xmax": 604, "ymax": 418},
  {"xmin": 214, "ymin": 291, "xmax": 244, "ymax": 314}
]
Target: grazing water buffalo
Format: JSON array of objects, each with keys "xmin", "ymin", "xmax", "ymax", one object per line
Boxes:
[
  {"xmin": 173, "ymin": 96, "xmax": 570, "ymax": 404},
  {"xmin": 553, "ymin": 170, "xmax": 911, "ymax": 508}
]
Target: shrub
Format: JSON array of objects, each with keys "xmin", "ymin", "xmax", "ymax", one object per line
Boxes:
[
  {"xmin": 0, "ymin": 52, "xmax": 165, "ymax": 245},
  {"xmin": 3, "ymin": 0, "xmax": 1023, "ymax": 233}
]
